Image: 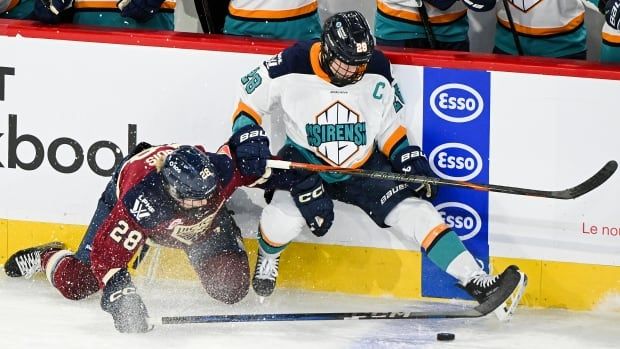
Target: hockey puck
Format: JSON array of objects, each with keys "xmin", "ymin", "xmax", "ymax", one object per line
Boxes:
[{"xmin": 436, "ymin": 332, "xmax": 455, "ymax": 341}]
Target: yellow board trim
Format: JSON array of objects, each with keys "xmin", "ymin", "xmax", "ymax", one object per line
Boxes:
[
  {"xmin": 2, "ymin": 219, "xmax": 619, "ymax": 311},
  {"xmin": 0, "ymin": 220, "xmax": 7, "ymax": 264}
]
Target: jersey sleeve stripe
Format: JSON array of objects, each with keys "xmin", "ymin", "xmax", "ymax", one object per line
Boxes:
[
  {"xmin": 498, "ymin": 13, "xmax": 584, "ymax": 36},
  {"xmin": 5, "ymin": 0, "xmax": 20, "ymax": 11},
  {"xmin": 228, "ymin": 2, "xmax": 317, "ymax": 20},
  {"xmin": 232, "ymin": 101, "xmax": 263, "ymax": 125},
  {"xmin": 420, "ymin": 223, "xmax": 451, "ymax": 251},
  {"xmin": 381, "ymin": 126, "xmax": 407, "ymax": 158}
]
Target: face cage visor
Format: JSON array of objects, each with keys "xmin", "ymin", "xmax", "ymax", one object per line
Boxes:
[
  {"xmin": 321, "ymin": 46, "xmax": 370, "ymax": 87},
  {"xmin": 166, "ymin": 184, "xmax": 213, "ymax": 209}
]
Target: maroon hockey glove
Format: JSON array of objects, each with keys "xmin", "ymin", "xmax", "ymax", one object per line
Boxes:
[{"xmin": 101, "ymin": 269, "xmax": 152, "ymax": 333}]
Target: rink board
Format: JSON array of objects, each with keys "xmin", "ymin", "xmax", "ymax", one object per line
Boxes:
[{"xmin": 0, "ymin": 20, "xmax": 619, "ymax": 310}]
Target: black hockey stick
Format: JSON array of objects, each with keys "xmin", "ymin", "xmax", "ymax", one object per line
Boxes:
[
  {"xmin": 157, "ymin": 307, "xmax": 486, "ymax": 325},
  {"xmin": 502, "ymin": 0, "xmax": 524, "ymax": 55},
  {"xmin": 266, "ymin": 160, "xmax": 618, "ymax": 200},
  {"xmin": 193, "ymin": 0, "xmax": 215, "ymax": 33},
  {"xmin": 419, "ymin": 2, "xmax": 437, "ymax": 49}
]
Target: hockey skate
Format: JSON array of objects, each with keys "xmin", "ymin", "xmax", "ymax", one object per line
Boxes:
[
  {"xmin": 252, "ymin": 247, "xmax": 280, "ymax": 299},
  {"xmin": 463, "ymin": 265, "xmax": 528, "ymax": 321},
  {"xmin": 4, "ymin": 242, "xmax": 64, "ymax": 278}
]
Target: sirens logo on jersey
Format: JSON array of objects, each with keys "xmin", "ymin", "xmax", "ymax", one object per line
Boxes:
[
  {"xmin": 430, "ymin": 83, "xmax": 484, "ymax": 123},
  {"xmin": 435, "ymin": 202, "xmax": 482, "ymax": 241},
  {"xmin": 305, "ymin": 101, "xmax": 367, "ymax": 166},
  {"xmin": 429, "ymin": 142, "xmax": 483, "ymax": 181}
]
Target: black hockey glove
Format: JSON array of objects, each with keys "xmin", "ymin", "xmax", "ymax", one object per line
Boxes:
[
  {"xmin": 229, "ymin": 124, "xmax": 271, "ymax": 177},
  {"xmin": 117, "ymin": 0, "xmax": 165, "ymax": 22},
  {"xmin": 599, "ymin": 0, "xmax": 620, "ymax": 31},
  {"xmin": 461, "ymin": 0, "xmax": 496, "ymax": 12},
  {"xmin": 33, "ymin": 0, "xmax": 73, "ymax": 24},
  {"xmin": 100, "ymin": 269, "xmax": 152, "ymax": 333},
  {"xmin": 391, "ymin": 146, "xmax": 439, "ymax": 200},
  {"xmin": 291, "ymin": 175, "xmax": 334, "ymax": 237}
]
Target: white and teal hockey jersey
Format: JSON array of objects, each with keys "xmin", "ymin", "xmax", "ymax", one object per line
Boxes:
[
  {"xmin": 231, "ymin": 40, "xmax": 412, "ymax": 182},
  {"xmin": 224, "ymin": 0, "xmax": 322, "ymax": 40},
  {"xmin": 496, "ymin": 0, "xmax": 598, "ymax": 57},
  {"xmin": 375, "ymin": 0, "xmax": 469, "ymax": 43}
]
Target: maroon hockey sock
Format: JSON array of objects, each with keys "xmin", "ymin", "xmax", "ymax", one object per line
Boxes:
[{"xmin": 43, "ymin": 251, "xmax": 100, "ymax": 300}]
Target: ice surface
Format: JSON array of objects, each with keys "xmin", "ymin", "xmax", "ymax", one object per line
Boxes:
[{"xmin": 0, "ymin": 272, "xmax": 618, "ymax": 349}]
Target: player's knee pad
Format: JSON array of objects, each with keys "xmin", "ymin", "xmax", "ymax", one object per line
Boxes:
[
  {"xmin": 385, "ymin": 198, "xmax": 445, "ymax": 246},
  {"xmin": 198, "ymin": 251, "xmax": 250, "ymax": 304},
  {"xmin": 45, "ymin": 251, "xmax": 100, "ymax": 300},
  {"xmin": 259, "ymin": 190, "xmax": 306, "ymax": 245}
]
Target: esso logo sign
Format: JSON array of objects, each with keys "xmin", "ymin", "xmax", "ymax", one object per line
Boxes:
[
  {"xmin": 430, "ymin": 83, "xmax": 484, "ymax": 123},
  {"xmin": 429, "ymin": 143, "xmax": 483, "ymax": 181},
  {"xmin": 436, "ymin": 202, "xmax": 482, "ymax": 241}
]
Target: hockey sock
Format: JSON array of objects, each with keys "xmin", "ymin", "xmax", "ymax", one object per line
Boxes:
[
  {"xmin": 258, "ymin": 230, "xmax": 288, "ymax": 255},
  {"xmin": 42, "ymin": 250, "xmax": 100, "ymax": 300},
  {"xmin": 423, "ymin": 228, "xmax": 482, "ymax": 284}
]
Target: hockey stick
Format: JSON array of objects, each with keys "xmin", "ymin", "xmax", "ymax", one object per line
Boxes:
[
  {"xmin": 156, "ymin": 307, "xmax": 486, "ymax": 325},
  {"xmin": 419, "ymin": 2, "xmax": 438, "ymax": 49},
  {"xmin": 502, "ymin": 0, "xmax": 524, "ymax": 55},
  {"xmin": 193, "ymin": 0, "xmax": 215, "ymax": 33},
  {"xmin": 266, "ymin": 159, "xmax": 617, "ymax": 200}
]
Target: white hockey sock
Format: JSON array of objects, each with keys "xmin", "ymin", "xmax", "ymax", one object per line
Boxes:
[{"xmin": 446, "ymin": 251, "xmax": 485, "ymax": 286}]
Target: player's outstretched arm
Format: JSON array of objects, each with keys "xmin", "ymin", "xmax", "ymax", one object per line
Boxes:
[
  {"xmin": 228, "ymin": 124, "xmax": 271, "ymax": 177},
  {"xmin": 100, "ymin": 269, "xmax": 153, "ymax": 333}
]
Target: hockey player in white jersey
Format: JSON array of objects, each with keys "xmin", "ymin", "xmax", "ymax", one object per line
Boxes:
[{"xmin": 228, "ymin": 10, "xmax": 527, "ymax": 320}]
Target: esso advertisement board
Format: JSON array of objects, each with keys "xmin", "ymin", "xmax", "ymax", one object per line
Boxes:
[{"xmin": 422, "ymin": 68, "xmax": 491, "ymax": 299}]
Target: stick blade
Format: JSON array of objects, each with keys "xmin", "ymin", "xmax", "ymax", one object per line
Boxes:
[{"xmin": 552, "ymin": 160, "xmax": 618, "ymax": 199}]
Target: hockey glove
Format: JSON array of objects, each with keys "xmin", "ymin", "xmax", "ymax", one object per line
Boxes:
[
  {"xmin": 229, "ymin": 124, "xmax": 271, "ymax": 177},
  {"xmin": 600, "ymin": 0, "xmax": 620, "ymax": 31},
  {"xmin": 117, "ymin": 0, "xmax": 165, "ymax": 22},
  {"xmin": 291, "ymin": 175, "xmax": 334, "ymax": 237},
  {"xmin": 461, "ymin": 0, "xmax": 496, "ymax": 12},
  {"xmin": 391, "ymin": 146, "xmax": 439, "ymax": 200},
  {"xmin": 100, "ymin": 269, "xmax": 152, "ymax": 333},
  {"xmin": 33, "ymin": 0, "xmax": 73, "ymax": 24}
]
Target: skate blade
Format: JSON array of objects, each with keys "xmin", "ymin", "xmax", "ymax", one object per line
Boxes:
[{"xmin": 493, "ymin": 271, "xmax": 528, "ymax": 322}]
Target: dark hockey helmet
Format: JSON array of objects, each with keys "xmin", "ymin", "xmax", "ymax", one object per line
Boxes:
[
  {"xmin": 320, "ymin": 10, "xmax": 375, "ymax": 86},
  {"xmin": 162, "ymin": 146, "xmax": 218, "ymax": 202}
]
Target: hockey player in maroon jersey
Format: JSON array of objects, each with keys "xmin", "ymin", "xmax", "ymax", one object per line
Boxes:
[{"xmin": 3, "ymin": 140, "xmax": 278, "ymax": 333}]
